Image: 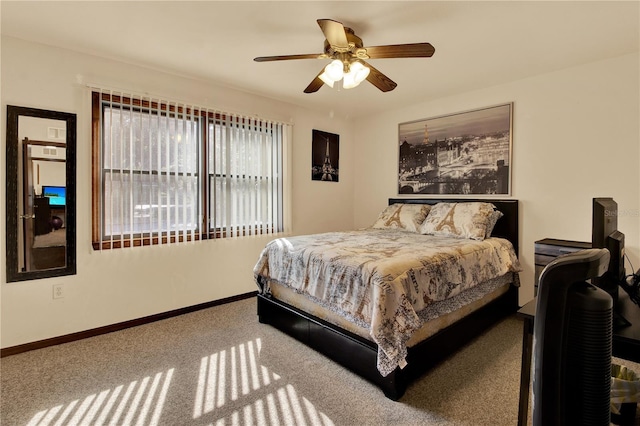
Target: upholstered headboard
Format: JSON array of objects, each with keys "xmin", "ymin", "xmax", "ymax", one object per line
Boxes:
[{"xmin": 388, "ymin": 198, "xmax": 519, "ymax": 255}]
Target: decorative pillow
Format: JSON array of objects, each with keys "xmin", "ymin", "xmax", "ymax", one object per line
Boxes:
[
  {"xmin": 418, "ymin": 202, "xmax": 497, "ymax": 240},
  {"xmin": 485, "ymin": 210, "xmax": 504, "ymax": 239},
  {"xmin": 371, "ymin": 203, "xmax": 431, "ymax": 233}
]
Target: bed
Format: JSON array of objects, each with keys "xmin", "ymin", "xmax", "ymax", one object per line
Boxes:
[
  {"xmin": 254, "ymin": 198, "xmax": 520, "ymax": 400},
  {"xmin": 32, "ymin": 228, "xmax": 66, "ymax": 269}
]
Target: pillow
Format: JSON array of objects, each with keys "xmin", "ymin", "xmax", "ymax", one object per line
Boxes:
[
  {"xmin": 371, "ymin": 203, "xmax": 431, "ymax": 233},
  {"xmin": 418, "ymin": 202, "xmax": 497, "ymax": 240},
  {"xmin": 485, "ymin": 210, "xmax": 504, "ymax": 239}
]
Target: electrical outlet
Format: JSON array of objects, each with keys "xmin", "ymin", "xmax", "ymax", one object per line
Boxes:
[{"xmin": 53, "ymin": 284, "xmax": 64, "ymax": 299}]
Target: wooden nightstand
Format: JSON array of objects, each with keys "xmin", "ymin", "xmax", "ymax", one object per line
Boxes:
[{"xmin": 534, "ymin": 238, "xmax": 592, "ymax": 296}]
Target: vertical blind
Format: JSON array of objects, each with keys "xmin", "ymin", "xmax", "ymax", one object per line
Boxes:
[{"xmin": 91, "ymin": 89, "xmax": 287, "ymax": 250}]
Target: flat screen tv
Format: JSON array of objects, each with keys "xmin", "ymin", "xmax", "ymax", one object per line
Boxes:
[{"xmin": 42, "ymin": 186, "xmax": 66, "ymax": 207}]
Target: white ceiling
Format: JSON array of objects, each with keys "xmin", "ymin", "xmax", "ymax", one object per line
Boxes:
[{"xmin": 2, "ymin": 1, "xmax": 638, "ymax": 119}]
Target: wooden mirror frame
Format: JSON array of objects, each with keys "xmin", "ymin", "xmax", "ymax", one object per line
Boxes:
[{"xmin": 6, "ymin": 106, "xmax": 77, "ymax": 282}]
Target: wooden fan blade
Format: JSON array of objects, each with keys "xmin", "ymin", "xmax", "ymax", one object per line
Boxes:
[
  {"xmin": 254, "ymin": 53, "xmax": 323, "ymax": 62},
  {"xmin": 363, "ymin": 43, "xmax": 435, "ymax": 59},
  {"xmin": 317, "ymin": 19, "xmax": 349, "ymax": 49},
  {"xmin": 304, "ymin": 70, "xmax": 325, "ymax": 93},
  {"xmin": 362, "ymin": 61, "xmax": 397, "ymax": 92}
]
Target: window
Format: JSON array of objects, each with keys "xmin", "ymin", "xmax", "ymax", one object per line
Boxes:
[{"xmin": 91, "ymin": 91, "xmax": 285, "ymax": 249}]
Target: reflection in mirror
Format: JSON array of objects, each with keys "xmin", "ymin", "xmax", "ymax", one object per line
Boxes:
[
  {"xmin": 21, "ymin": 135, "xmax": 67, "ymax": 272},
  {"xmin": 6, "ymin": 106, "xmax": 76, "ymax": 282}
]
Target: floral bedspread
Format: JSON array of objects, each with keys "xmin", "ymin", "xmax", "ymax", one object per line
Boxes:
[{"xmin": 253, "ymin": 228, "xmax": 521, "ymax": 376}]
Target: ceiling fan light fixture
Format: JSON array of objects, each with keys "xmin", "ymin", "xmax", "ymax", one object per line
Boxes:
[
  {"xmin": 342, "ymin": 71, "xmax": 357, "ymax": 89},
  {"xmin": 318, "ymin": 72, "xmax": 335, "ymax": 88},
  {"xmin": 342, "ymin": 62, "xmax": 370, "ymax": 89},
  {"xmin": 323, "ymin": 59, "xmax": 344, "ymax": 82}
]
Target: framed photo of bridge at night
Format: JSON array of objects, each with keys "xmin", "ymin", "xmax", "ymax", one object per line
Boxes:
[
  {"xmin": 398, "ymin": 103, "xmax": 513, "ymax": 196},
  {"xmin": 312, "ymin": 129, "xmax": 339, "ymax": 182}
]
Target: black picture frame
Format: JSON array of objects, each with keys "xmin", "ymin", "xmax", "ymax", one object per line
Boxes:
[{"xmin": 311, "ymin": 129, "xmax": 339, "ymax": 182}]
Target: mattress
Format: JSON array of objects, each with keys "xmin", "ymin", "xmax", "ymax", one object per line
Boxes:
[
  {"xmin": 33, "ymin": 228, "xmax": 66, "ymax": 248},
  {"xmin": 269, "ymin": 273, "xmax": 515, "ymax": 347}
]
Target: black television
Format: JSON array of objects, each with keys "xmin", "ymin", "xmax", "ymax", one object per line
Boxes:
[
  {"xmin": 42, "ymin": 186, "xmax": 66, "ymax": 207},
  {"xmin": 591, "ymin": 198, "xmax": 626, "ymax": 321}
]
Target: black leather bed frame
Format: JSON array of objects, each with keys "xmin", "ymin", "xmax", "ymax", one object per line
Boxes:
[{"xmin": 256, "ymin": 198, "xmax": 519, "ymax": 400}]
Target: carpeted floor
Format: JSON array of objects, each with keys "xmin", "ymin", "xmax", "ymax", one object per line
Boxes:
[{"xmin": 1, "ymin": 297, "xmax": 638, "ymax": 425}]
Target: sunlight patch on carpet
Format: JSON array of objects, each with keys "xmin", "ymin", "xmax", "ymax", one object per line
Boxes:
[
  {"xmin": 202, "ymin": 385, "xmax": 335, "ymax": 426},
  {"xmin": 193, "ymin": 338, "xmax": 335, "ymax": 425},
  {"xmin": 26, "ymin": 368, "xmax": 174, "ymax": 426}
]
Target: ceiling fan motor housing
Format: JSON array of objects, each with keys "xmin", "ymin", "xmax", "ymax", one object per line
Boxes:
[{"xmin": 323, "ymin": 27, "xmax": 366, "ymax": 60}]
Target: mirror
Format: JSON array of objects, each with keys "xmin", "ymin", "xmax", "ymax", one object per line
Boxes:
[{"xmin": 6, "ymin": 106, "xmax": 76, "ymax": 282}]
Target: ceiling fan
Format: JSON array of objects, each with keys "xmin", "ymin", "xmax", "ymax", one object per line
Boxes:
[{"xmin": 254, "ymin": 19, "xmax": 435, "ymax": 93}]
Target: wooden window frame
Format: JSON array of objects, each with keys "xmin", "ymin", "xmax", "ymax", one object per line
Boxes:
[{"xmin": 91, "ymin": 92, "xmax": 282, "ymax": 250}]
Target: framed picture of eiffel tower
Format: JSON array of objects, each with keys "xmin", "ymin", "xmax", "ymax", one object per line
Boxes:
[{"xmin": 312, "ymin": 129, "xmax": 339, "ymax": 182}]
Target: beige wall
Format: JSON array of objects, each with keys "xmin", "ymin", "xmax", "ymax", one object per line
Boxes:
[
  {"xmin": 1, "ymin": 37, "xmax": 354, "ymax": 348},
  {"xmin": 352, "ymin": 53, "xmax": 640, "ymax": 304}
]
